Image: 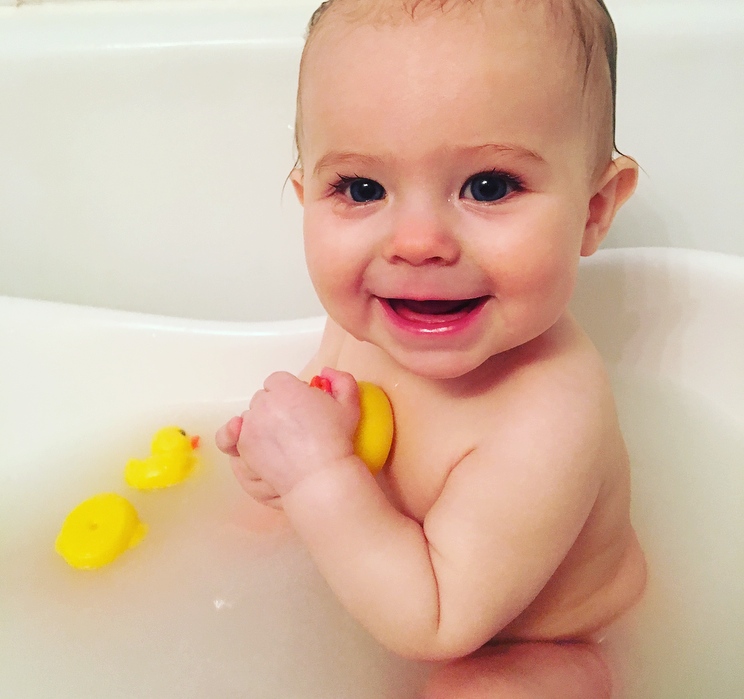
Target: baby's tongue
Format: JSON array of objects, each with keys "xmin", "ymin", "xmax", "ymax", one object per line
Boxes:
[{"xmin": 393, "ymin": 299, "xmax": 468, "ymax": 318}]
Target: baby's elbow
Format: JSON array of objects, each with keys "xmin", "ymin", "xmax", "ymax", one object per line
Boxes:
[
  {"xmin": 389, "ymin": 626, "xmax": 487, "ymax": 663},
  {"xmin": 371, "ymin": 594, "xmax": 498, "ymax": 662},
  {"xmin": 405, "ymin": 642, "xmax": 478, "ymax": 663}
]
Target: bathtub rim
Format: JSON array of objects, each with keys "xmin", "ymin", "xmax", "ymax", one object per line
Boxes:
[
  {"xmin": 571, "ymin": 246, "xmax": 744, "ymax": 422},
  {"xmin": 2, "ymin": 245, "xmax": 742, "ymax": 344}
]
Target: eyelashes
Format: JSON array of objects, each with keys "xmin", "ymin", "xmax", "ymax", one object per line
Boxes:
[
  {"xmin": 328, "ymin": 169, "xmax": 525, "ymax": 204},
  {"xmin": 329, "ymin": 175, "xmax": 386, "ymax": 203},
  {"xmin": 460, "ymin": 170, "xmax": 525, "ymax": 202},
  {"xmin": 329, "ymin": 174, "xmax": 361, "ymax": 194}
]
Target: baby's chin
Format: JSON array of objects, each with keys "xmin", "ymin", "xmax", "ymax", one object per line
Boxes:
[
  {"xmin": 337, "ymin": 315, "xmax": 500, "ymax": 381},
  {"xmin": 378, "ymin": 344, "xmax": 495, "ymax": 382}
]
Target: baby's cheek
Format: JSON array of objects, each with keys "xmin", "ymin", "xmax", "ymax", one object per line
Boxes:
[
  {"xmin": 496, "ymin": 252, "xmax": 578, "ymax": 340},
  {"xmin": 307, "ymin": 261, "xmax": 358, "ymax": 323},
  {"xmin": 305, "ymin": 244, "xmax": 342, "ymax": 301},
  {"xmin": 509, "ymin": 238, "xmax": 578, "ymax": 296}
]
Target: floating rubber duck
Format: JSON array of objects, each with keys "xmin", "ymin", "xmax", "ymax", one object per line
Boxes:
[
  {"xmin": 124, "ymin": 426, "xmax": 200, "ymax": 490},
  {"xmin": 310, "ymin": 376, "xmax": 394, "ymax": 475},
  {"xmin": 55, "ymin": 492, "xmax": 147, "ymax": 570}
]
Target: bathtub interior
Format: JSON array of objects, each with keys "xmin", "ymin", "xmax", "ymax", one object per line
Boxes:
[
  {"xmin": 571, "ymin": 250, "xmax": 744, "ymax": 697},
  {"xmin": 1, "ymin": 1, "xmax": 743, "ymax": 697},
  {"xmin": 0, "ymin": 1, "xmax": 743, "ymax": 322},
  {"xmin": 0, "ymin": 306, "xmax": 430, "ymax": 698},
  {"xmin": 2, "ymin": 249, "xmax": 743, "ymax": 698}
]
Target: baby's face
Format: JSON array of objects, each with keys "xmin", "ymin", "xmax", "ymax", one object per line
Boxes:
[{"xmin": 294, "ymin": 3, "xmax": 605, "ymax": 379}]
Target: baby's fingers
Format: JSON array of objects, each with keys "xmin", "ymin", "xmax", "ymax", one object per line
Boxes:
[
  {"xmin": 230, "ymin": 457, "xmax": 282, "ymax": 509},
  {"xmin": 215, "ymin": 416, "xmax": 243, "ymax": 457},
  {"xmin": 318, "ymin": 368, "xmax": 360, "ymax": 419}
]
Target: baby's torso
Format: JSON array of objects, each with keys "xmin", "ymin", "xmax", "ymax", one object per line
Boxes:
[{"xmin": 313, "ymin": 315, "xmax": 647, "ymax": 643}]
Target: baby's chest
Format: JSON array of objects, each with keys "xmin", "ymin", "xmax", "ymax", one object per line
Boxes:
[
  {"xmin": 376, "ymin": 399, "xmax": 481, "ymax": 522},
  {"xmin": 334, "ymin": 340, "xmax": 492, "ymax": 520}
]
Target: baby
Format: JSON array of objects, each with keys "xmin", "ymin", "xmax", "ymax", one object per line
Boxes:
[{"xmin": 217, "ymin": 0, "xmax": 647, "ymax": 696}]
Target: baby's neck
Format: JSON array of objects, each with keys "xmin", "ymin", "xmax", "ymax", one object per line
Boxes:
[{"xmin": 335, "ymin": 312, "xmax": 577, "ymax": 397}]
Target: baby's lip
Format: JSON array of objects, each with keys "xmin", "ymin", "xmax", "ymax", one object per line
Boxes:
[{"xmin": 378, "ymin": 297, "xmax": 490, "ymax": 334}]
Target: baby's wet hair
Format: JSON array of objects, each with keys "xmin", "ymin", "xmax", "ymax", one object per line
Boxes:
[{"xmin": 295, "ymin": 0, "xmax": 620, "ymax": 178}]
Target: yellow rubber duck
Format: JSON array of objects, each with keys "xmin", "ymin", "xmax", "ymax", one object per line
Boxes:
[
  {"xmin": 310, "ymin": 376, "xmax": 394, "ymax": 475},
  {"xmin": 55, "ymin": 492, "xmax": 147, "ymax": 570},
  {"xmin": 124, "ymin": 426, "xmax": 200, "ymax": 490}
]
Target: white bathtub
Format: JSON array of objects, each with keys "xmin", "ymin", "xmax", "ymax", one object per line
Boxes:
[
  {"xmin": 1, "ymin": 2, "xmax": 743, "ymax": 698},
  {"xmin": 2, "ymin": 248, "xmax": 742, "ymax": 698}
]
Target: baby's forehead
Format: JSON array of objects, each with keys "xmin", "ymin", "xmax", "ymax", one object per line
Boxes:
[
  {"xmin": 303, "ymin": 0, "xmax": 614, "ymax": 94},
  {"xmin": 303, "ymin": 0, "xmax": 601, "ymax": 109},
  {"xmin": 307, "ymin": 0, "xmax": 586, "ymax": 53},
  {"xmin": 302, "ymin": 1, "xmax": 589, "ymax": 116},
  {"xmin": 299, "ymin": 0, "xmax": 615, "ymax": 174}
]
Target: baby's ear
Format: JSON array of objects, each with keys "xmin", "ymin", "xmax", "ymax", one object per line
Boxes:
[
  {"xmin": 289, "ymin": 168, "xmax": 305, "ymax": 206},
  {"xmin": 581, "ymin": 156, "xmax": 639, "ymax": 256}
]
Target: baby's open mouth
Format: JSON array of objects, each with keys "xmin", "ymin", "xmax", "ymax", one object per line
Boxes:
[{"xmin": 385, "ymin": 297, "xmax": 488, "ymax": 322}]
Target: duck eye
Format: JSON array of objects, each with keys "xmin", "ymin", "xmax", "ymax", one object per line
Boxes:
[
  {"xmin": 347, "ymin": 178, "xmax": 385, "ymax": 203},
  {"xmin": 461, "ymin": 173, "xmax": 512, "ymax": 202},
  {"xmin": 178, "ymin": 429, "xmax": 186, "ymax": 436}
]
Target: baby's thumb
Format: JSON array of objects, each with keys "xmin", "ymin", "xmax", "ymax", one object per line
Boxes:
[
  {"xmin": 215, "ymin": 415, "xmax": 243, "ymax": 457},
  {"xmin": 319, "ymin": 368, "xmax": 361, "ymax": 419}
]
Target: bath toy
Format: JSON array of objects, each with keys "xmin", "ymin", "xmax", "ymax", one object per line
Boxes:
[
  {"xmin": 309, "ymin": 374, "xmax": 333, "ymax": 393},
  {"xmin": 55, "ymin": 492, "xmax": 147, "ymax": 570},
  {"xmin": 310, "ymin": 376, "xmax": 394, "ymax": 475},
  {"xmin": 124, "ymin": 426, "xmax": 200, "ymax": 490}
]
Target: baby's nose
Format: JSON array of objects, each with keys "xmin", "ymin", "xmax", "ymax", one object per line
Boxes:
[{"xmin": 382, "ymin": 208, "xmax": 460, "ymax": 267}]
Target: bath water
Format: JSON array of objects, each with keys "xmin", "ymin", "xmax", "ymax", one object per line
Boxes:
[
  {"xmin": 1, "ymin": 377, "xmax": 741, "ymax": 697},
  {"xmin": 0, "ymin": 405, "xmax": 429, "ymax": 698}
]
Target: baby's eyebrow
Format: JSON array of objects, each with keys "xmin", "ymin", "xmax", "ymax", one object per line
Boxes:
[
  {"xmin": 462, "ymin": 143, "xmax": 547, "ymax": 166},
  {"xmin": 312, "ymin": 143, "xmax": 547, "ymax": 176},
  {"xmin": 313, "ymin": 151, "xmax": 385, "ymax": 177}
]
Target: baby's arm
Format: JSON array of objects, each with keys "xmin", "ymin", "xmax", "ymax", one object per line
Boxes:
[
  {"xmin": 285, "ymin": 392, "xmax": 605, "ymax": 658},
  {"xmin": 222, "ymin": 365, "xmax": 609, "ymax": 661}
]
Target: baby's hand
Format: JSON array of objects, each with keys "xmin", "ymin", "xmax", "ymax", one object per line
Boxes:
[
  {"xmin": 216, "ymin": 415, "xmax": 283, "ymax": 508},
  {"xmin": 216, "ymin": 369, "xmax": 361, "ymax": 503}
]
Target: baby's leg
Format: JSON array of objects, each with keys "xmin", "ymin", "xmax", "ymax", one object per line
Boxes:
[{"xmin": 422, "ymin": 641, "xmax": 612, "ymax": 699}]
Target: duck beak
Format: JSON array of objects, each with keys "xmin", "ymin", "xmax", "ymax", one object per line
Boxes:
[{"xmin": 190, "ymin": 435, "xmax": 201, "ymax": 450}]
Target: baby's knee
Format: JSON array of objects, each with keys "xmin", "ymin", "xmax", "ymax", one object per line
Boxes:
[
  {"xmin": 421, "ymin": 641, "xmax": 612, "ymax": 699},
  {"xmin": 566, "ymin": 642, "xmax": 613, "ymax": 698}
]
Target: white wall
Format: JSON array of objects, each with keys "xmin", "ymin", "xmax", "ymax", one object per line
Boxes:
[
  {"xmin": 608, "ymin": 1, "xmax": 744, "ymax": 253},
  {"xmin": 0, "ymin": 4, "xmax": 318, "ymax": 321}
]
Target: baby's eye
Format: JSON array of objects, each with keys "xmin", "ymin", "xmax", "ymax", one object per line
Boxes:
[
  {"xmin": 333, "ymin": 177, "xmax": 386, "ymax": 203},
  {"xmin": 460, "ymin": 172, "xmax": 521, "ymax": 202}
]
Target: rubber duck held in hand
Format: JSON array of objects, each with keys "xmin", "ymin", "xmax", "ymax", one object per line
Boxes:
[
  {"xmin": 125, "ymin": 426, "xmax": 200, "ymax": 490},
  {"xmin": 310, "ymin": 375, "xmax": 394, "ymax": 475}
]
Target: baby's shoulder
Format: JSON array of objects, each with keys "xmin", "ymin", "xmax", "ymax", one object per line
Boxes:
[
  {"xmin": 485, "ymin": 313, "xmax": 612, "ymax": 409},
  {"xmin": 378, "ymin": 314, "xmax": 624, "ymax": 521},
  {"xmin": 465, "ymin": 315, "xmax": 621, "ymax": 471}
]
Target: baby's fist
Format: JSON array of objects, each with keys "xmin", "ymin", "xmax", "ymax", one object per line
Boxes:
[{"xmin": 236, "ymin": 370, "xmax": 360, "ymax": 496}]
